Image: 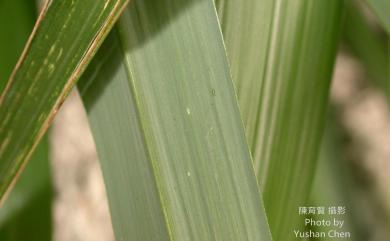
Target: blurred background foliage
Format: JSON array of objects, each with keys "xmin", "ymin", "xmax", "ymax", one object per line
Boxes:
[{"xmin": 308, "ymin": 0, "xmax": 390, "ymax": 240}]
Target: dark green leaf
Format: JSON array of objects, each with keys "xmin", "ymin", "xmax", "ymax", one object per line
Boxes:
[{"xmin": 0, "ymin": 0, "xmax": 129, "ymax": 200}]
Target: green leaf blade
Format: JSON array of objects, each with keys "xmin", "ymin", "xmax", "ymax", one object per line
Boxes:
[
  {"xmin": 80, "ymin": 33, "xmax": 170, "ymax": 240},
  {"xmin": 0, "ymin": 0, "xmax": 128, "ymax": 200},
  {"xmin": 79, "ymin": 0, "xmax": 272, "ymax": 240},
  {"xmin": 216, "ymin": 0, "xmax": 344, "ymax": 240},
  {"xmin": 0, "ymin": 2, "xmax": 52, "ymax": 240}
]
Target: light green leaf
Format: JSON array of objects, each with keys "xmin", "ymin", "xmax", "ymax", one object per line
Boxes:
[
  {"xmin": 78, "ymin": 0, "xmax": 272, "ymax": 240},
  {"xmin": 0, "ymin": 0, "xmax": 129, "ymax": 200},
  {"xmin": 216, "ymin": 0, "xmax": 344, "ymax": 240}
]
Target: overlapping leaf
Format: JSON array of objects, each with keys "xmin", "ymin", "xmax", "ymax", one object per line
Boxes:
[
  {"xmin": 0, "ymin": 0, "xmax": 129, "ymax": 200},
  {"xmin": 216, "ymin": 0, "xmax": 344, "ymax": 240},
  {"xmin": 79, "ymin": 0, "xmax": 272, "ymax": 240},
  {"xmin": 0, "ymin": 1, "xmax": 52, "ymax": 240}
]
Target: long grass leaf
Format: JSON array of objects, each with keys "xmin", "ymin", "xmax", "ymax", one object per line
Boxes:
[
  {"xmin": 79, "ymin": 0, "xmax": 272, "ymax": 240},
  {"xmin": 216, "ymin": 0, "xmax": 344, "ymax": 240},
  {"xmin": 0, "ymin": 0, "xmax": 129, "ymax": 201},
  {"xmin": 0, "ymin": 2, "xmax": 52, "ymax": 240}
]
